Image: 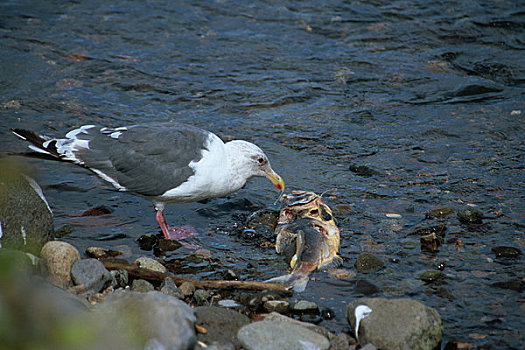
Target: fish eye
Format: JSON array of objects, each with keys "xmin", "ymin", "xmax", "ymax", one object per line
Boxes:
[{"xmin": 310, "ymin": 209, "xmax": 319, "ymax": 217}]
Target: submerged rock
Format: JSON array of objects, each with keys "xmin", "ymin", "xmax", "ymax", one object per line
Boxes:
[
  {"xmin": 425, "ymin": 208, "xmax": 454, "ymax": 219},
  {"xmin": 354, "ymin": 279, "xmax": 380, "ymax": 296},
  {"xmin": 491, "ymin": 246, "xmax": 521, "ymax": 259},
  {"xmin": 354, "ymin": 253, "xmax": 385, "ymax": 273},
  {"xmin": 40, "ymin": 241, "xmax": 80, "ymax": 288},
  {"xmin": 237, "ymin": 320, "xmax": 330, "ymax": 350},
  {"xmin": 457, "ymin": 208, "xmax": 483, "ymax": 225},
  {"xmin": 420, "ymin": 232, "xmax": 442, "ymax": 253},
  {"xmin": 347, "ymin": 298, "xmax": 443, "ymax": 350}
]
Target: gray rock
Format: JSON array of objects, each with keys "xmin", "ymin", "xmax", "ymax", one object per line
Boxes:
[
  {"xmin": 110, "ymin": 269, "xmax": 129, "ymax": 289},
  {"xmin": 135, "ymin": 256, "xmax": 167, "ymax": 273},
  {"xmin": 330, "ymin": 332, "xmax": 357, "ymax": 350},
  {"xmin": 70, "ymin": 258, "xmax": 112, "ymax": 293},
  {"xmin": 40, "ymin": 241, "xmax": 81, "ymax": 288},
  {"xmin": 195, "ymin": 306, "xmax": 251, "ymax": 348},
  {"xmin": 160, "ymin": 276, "xmax": 184, "ymax": 299},
  {"xmin": 237, "ymin": 320, "xmax": 330, "ymax": 350},
  {"xmin": 260, "ymin": 312, "xmax": 333, "ymax": 339},
  {"xmin": 0, "ymin": 168, "xmax": 53, "ymax": 254},
  {"xmin": 179, "ymin": 281, "xmax": 196, "ymax": 297},
  {"xmin": 263, "ymin": 300, "xmax": 289, "ymax": 313},
  {"xmin": 131, "ymin": 279, "xmax": 155, "ymax": 293},
  {"xmin": 420, "ymin": 233, "xmax": 442, "ymax": 253},
  {"xmin": 418, "ymin": 270, "xmax": 444, "ymax": 283},
  {"xmin": 86, "ymin": 246, "xmax": 123, "ymax": 259},
  {"xmin": 354, "ymin": 279, "xmax": 380, "ymax": 296},
  {"xmin": 354, "ymin": 254, "xmax": 385, "ymax": 273},
  {"xmin": 194, "ymin": 289, "xmax": 212, "ymax": 304},
  {"xmin": 97, "ymin": 291, "xmax": 196, "ymax": 350},
  {"xmin": 347, "ymin": 298, "xmax": 443, "ymax": 350},
  {"xmin": 291, "ymin": 300, "xmax": 319, "ymax": 314}
]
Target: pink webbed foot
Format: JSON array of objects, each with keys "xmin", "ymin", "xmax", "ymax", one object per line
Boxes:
[{"xmin": 165, "ymin": 225, "xmax": 200, "ymax": 249}]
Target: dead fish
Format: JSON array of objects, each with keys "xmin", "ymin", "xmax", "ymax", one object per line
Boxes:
[
  {"xmin": 267, "ymin": 191, "xmax": 342, "ymax": 292},
  {"xmin": 277, "ymin": 190, "xmax": 337, "ymax": 226}
]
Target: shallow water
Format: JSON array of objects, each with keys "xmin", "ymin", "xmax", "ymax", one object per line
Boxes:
[{"xmin": 1, "ymin": 0, "xmax": 524, "ymax": 348}]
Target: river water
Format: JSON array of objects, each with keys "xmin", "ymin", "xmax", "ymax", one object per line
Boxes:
[{"xmin": 1, "ymin": 0, "xmax": 523, "ymax": 348}]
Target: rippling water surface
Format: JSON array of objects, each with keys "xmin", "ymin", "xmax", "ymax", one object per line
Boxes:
[{"xmin": 1, "ymin": 1, "xmax": 524, "ymax": 348}]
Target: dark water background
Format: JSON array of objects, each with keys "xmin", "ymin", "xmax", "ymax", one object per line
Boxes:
[{"xmin": 1, "ymin": 0, "xmax": 524, "ymax": 348}]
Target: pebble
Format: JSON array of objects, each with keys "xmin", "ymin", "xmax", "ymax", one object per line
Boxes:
[
  {"xmin": 354, "ymin": 253, "xmax": 385, "ymax": 273},
  {"xmin": 131, "ymin": 279, "xmax": 155, "ymax": 292},
  {"xmin": 237, "ymin": 320, "xmax": 330, "ymax": 350},
  {"xmin": 110, "ymin": 269, "xmax": 128, "ymax": 289},
  {"xmin": 179, "ymin": 281, "xmax": 196, "ymax": 297},
  {"xmin": 135, "ymin": 256, "xmax": 167, "ymax": 273},
  {"xmin": 491, "ymin": 246, "xmax": 521, "ymax": 259},
  {"xmin": 194, "ymin": 289, "xmax": 212, "ymax": 304},
  {"xmin": 160, "ymin": 276, "xmax": 184, "ymax": 299},
  {"xmin": 263, "ymin": 300, "xmax": 290, "ymax": 313},
  {"xmin": 40, "ymin": 241, "xmax": 81, "ymax": 287},
  {"xmin": 328, "ymin": 268, "xmax": 356, "ymax": 279},
  {"xmin": 217, "ymin": 299, "xmax": 241, "ymax": 308},
  {"xmin": 291, "ymin": 300, "xmax": 319, "ymax": 314},
  {"xmin": 425, "ymin": 207, "xmax": 455, "ymax": 219},
  {"xmin": 86, "ymin": 246, "xmax": 122, "ymax": 259},
  {"xmin": 70, "ymin": 258, "xmax": 112, "ymax": 293}
]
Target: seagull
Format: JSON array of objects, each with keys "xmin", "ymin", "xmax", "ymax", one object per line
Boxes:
[{"xmin": 11, "ymin": 121, "xmax": 285, "ymax": 245}]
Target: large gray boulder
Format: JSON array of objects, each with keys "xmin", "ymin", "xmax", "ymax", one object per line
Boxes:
[
  {"xmin": 347, "ymin": 298, "xmax": 443, "ymax": 350},
  {"xmin": 0, "ymin": 164, "xmax": 53, "ymax": 254},
  {"xmin": 237, "ymin": 320, "xmax": 330, "ymax": 350},
  {"xmin": 97, "ymin": 291, "xmax": 197, "ymax": 350}
]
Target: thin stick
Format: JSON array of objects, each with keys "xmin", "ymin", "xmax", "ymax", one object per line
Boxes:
[{"xmin": 101, "ymin": 258, "xmax": 292, "ymax": 293}]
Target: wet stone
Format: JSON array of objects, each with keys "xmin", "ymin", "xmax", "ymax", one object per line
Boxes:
[
  {"xmin": 419, "ymin": 270, "xmax": 445, "ymax": 283},
  {"xmin": 137, "ymin": 234, "xmax": 159, "ymax": 251},
  {"xmin": 156, "ymin": 238, "xmax": 182, "ymax": 253},
  {"xmin": 354, "ymin": 279, "xmax": 380, "ymax": 296},
  {"xmin": 110, "ymin": 269, "xmax": 128, "ymax": 289},
  {"xmin": 299, "ymin": 314, "xmax": 323, "ymax": 324},
  {"xmin": 291, "ymin": 300, "xmax": 319, "ymax": 314},
  {"xmin": 457, "ymin": 208, "xmax": 483, "ymax": 225},
  {"xmin": 411, "ymin": 224, "xmax": 447, "ymax": 237},
  {"xmin": 348, "ymin": 164, "xmax": 380, "ymax": 177},
  {"xmin": 491, "ymin": 246, "xmax": 521, "ymax": 259},
  {"xmin": 86, "ymin": 246, "xmax": 122, "ymax": 259},
  {"xmin": 491, "ymin": 279, "xmax": 524, "ymax": 292},
  {"xmin": 425, "ymin": 207, "xmax": 455, "ymax": 219},
  {"xmin": 354, "ymin": 253, "xmax": 385, "ymax": 273},
  {"xmin": 420, "ymin": 232, "xmax": 443, "ymax": 253},
  {"xmin": 245, "ymin": 209, "xmax": 280, "ymax": 233},
  {"xmin": 71, "ymin": 258, "xmax": 112, "ymax": 293},
  {"xmin": 330, "ymin": 332, "xmax": 357, "ymax": 350},
  {"xmin": 435, "ymin": 286, "xmax": 455, "ymax": 300},
  {"xmin": 135, "ymin": 256, "xmax": 167, "ymax": 273},
  {"xmin": 263, "ymin": 300, "xmax": 290, "ymax": 313},
  {"xmin": 160, "ymin": 276, "xmax": 184, "ymax": 299},
  {"xmin": 131, "ymin": 279, "xmax": 155, "ymax": 292}
]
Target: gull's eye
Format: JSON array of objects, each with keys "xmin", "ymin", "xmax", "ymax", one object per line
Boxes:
[{"xmin": 257, "ymin": 156, "xmax": 266, "ymax": 165}]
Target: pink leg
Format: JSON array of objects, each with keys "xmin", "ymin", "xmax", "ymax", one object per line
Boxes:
[{"xmin": 155, "ymin": 210, "xmax": 199, "ymax": 249}]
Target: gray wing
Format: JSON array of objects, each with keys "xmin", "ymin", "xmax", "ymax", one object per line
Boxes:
[{"xmin": 72, "ymin": 122, "xmax": 213, "ymax": 197}]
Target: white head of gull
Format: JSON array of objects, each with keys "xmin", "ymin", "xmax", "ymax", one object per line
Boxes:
[{"xmin": 11, "ymin": 121, "xmax": 285, "ymax": 245}]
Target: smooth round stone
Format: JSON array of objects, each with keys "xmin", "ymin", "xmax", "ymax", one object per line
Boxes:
[
  {"xmin": 40, "ymin": 241, "xmax": 80, "ymax": 287},
  {"xmin": 291, "ymin": 300, "xmax": 319, "ymax": 314},
  {"xmin": 263, "ymin": 300, "xmax": 290, "ymax": 313},
  {"xmin": 237, "ymin": 320, "xmax": 330, "ymax": 350},
  {"xmin": 131, "ymin": 279, "xmax": 155, "ymax": 293}
]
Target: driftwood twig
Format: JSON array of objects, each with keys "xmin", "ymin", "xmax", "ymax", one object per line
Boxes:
[{"xmin": 101, "ymin": 258, "xmax": 291, "ymax": 293}]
